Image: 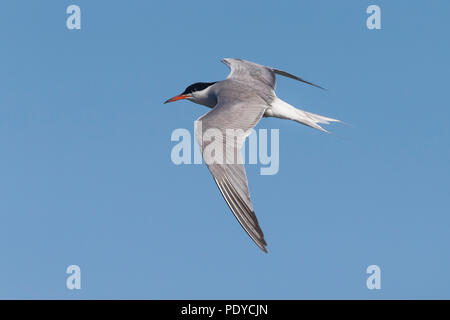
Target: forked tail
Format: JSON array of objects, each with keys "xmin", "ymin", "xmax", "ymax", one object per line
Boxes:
[{"xmin": 269, "ymin": 97, "xmax": 341, "ymax": 133}]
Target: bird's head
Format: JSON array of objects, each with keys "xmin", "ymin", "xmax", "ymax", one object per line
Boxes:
[{"xmin": 164, "ymin": 82, "xmax": 217, "ymax": 105}]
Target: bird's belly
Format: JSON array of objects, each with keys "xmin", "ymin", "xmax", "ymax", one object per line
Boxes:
[{"xmin": 263, "ymin": 107, "xmax": 274, "ymax": 118}]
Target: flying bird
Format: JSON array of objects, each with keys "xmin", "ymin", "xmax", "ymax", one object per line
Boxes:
[{"xmin": 164, "ymin": 58, "xmax": 340, "ymax": 252}]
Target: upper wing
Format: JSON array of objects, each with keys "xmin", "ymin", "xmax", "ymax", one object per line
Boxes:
[
  {"xmin": 222, "ymin": 58, "xmax": 325, "ymax": 90},
  {"xmin": 222, "ymin": 58, "xmax": 277, "ymax": 89},
  {"xmin": 195, "ymin": 92, "xmax": 268, "ymax": 252}
]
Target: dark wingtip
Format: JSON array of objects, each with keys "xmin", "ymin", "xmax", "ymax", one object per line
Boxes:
[
  {"xmin": 295, "ymin": 77, "xmax": 327, "ymax": 91},
  {"xmin": 273, "ymin": 68, "xmax": 327, "ymax": 91},
  {"xmin": 258, "ymin": 239, "xmax": 268, "ymax": 253},
  {"xmin": 311, "ymin": 83, "xmax": 327, "ymax": 91}
]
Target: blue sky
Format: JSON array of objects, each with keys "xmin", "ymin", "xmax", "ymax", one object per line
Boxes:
[{"xmin": 0, "ymin": 0, "xmax": 449, "ymax": 299}]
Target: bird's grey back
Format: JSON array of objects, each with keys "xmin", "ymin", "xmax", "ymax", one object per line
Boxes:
[{"xmin": 219, "ymin": 58, "xmax": 277, "ymax": 106}]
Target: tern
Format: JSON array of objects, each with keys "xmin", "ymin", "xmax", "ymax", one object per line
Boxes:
[{"xmin": 165, "ymin": 58, "xmax": 340, "ymax": 252}]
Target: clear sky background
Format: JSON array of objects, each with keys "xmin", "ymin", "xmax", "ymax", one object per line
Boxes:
[{"xmin": 0, "ymin": 0, "xmax": 449, "ymax": 299}]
